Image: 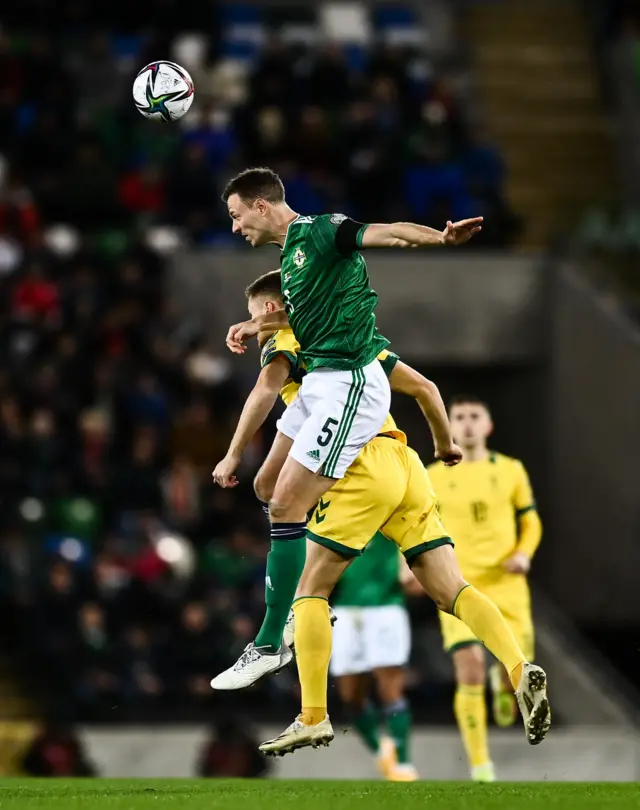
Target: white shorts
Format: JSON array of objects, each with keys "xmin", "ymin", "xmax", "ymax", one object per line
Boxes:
[
  {"xmin": 330, "ymin": 605, "xmax": 411, "ymax": 677},
  {"xmin": 276, "ymin": 359, "xmax": 391, "ymax": 479}
]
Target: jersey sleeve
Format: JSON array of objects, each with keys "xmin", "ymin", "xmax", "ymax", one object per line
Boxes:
[
  {"xmin": 310, "ymin": 214, "xmax": 370, "ymax": 258},
  {"xmin": 512, "ymin": 460, "xmax": 536, "ymax": 515},
  {"xmin": 377, "ymin": 348, "xmax": 400, "ymax": 377},
  {"xmin": 260, "ymin": 331, "xmax": 300, "ymax": 370}
]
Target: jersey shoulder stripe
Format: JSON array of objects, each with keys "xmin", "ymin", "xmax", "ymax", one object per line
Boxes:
[{"xmin": 260, "ymin": 329, "xmax": 301, "ymax": 370}]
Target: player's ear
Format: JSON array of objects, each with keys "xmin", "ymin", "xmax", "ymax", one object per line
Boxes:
[
  {"xmin": 487, "ymin": 419, "xmax": 494, "ymax": 437},
  {"xmin": 255, "ymin": 198, "xmax": 269, "ymax": 217}
]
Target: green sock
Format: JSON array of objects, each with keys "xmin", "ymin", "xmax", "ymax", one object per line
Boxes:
[
  {"xmin": 254, "ymin": 530, "xmax": 306, "ymax": 652},
  {"xmin": 352, "ymin": 702, "xmax": 381, "ymax": 754},
  {"xmin": 384, "ymin": 698, "xmax": 412, "ymax": 764}
]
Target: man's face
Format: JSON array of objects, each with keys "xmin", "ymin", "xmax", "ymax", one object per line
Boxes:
[
  {"xmin": 227, "ymin": 193, "xmax": 272, "ymax": 247},
  {"xmin": 449, "ymin": 402, "xmax": 493, "ymax": 450},
  {"xmin": 248, "ymin": 295, "xmax": 285, "ymax": 348}
]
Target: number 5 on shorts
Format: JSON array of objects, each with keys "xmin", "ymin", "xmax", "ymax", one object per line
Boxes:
[{"xmin": 317, "ymin": 417, "xmax": 339, "ymax": 447}]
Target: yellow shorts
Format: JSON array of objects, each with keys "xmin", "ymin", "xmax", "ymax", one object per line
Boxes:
[
  {"xmin": 307, "ymin": 436, "xmax": 452, "ymax": 560},
  {"xmin": 439, "ymin": 573, "xmax": 534, "ymax": 660}
]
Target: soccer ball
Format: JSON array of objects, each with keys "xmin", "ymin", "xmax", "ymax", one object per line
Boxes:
[{"xmin": 133, "ymin": 61, "xmax": 194, "ymax": 123}]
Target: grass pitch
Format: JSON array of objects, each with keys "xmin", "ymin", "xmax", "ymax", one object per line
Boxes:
[{"xmin": 0, "ymin": 780, "xmax": 638, "ymax": 810}]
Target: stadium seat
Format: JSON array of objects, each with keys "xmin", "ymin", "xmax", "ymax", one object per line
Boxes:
[
  {"xmin": 319, "ymin": 2, "xmax": 372, "ymax": 45},
  {"xmin": 219, "ymin": 4, "xmax": 266, "ymax": 62}
]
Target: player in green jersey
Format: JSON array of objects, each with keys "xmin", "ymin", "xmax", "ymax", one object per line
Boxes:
[
  {"xmin": 221, "ymin": 168, "xmax": 482, "ymax": 671},
  {"xmin": 330, "ymin": 532, "xmax": 423, "ymax": 781}
]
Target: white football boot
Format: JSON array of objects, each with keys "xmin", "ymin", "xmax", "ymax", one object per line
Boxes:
[
  {"xmin": 515, "ymin": 663, "xmax": 551, "ymax": 745},
  {"xmin": 283, "ymin": 606, "xmax": 337, "ymax": 648},
  {"xmin": 260, "ymin": 715, "xmax": 334, "ymax": 756},
  {"xmin": 210, "ymin": 642, "xmax": 292, "ymax": 690}
]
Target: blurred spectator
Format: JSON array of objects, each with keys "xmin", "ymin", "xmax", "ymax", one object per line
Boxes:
[
  {"xmin": 118, "ymin": 164, "xmax": 167, "ymax": 218},
  {"xmin": 118, "ymin": 624, "xmax": 166, "ymax": 706},
  {"xmin": 307, "ymin": 43, "xmax": 351, "ymax": 107},
  {"xmin": 22, "ymin": 723, "xmax": 97, "ymax": 777},
  {"xmin": 173, "ymin": 601, "xmax": 220, "ymax": 702}
]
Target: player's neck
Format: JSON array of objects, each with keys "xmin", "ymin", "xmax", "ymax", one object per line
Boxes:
[
  {"xmin": 462, "ymin": 445, "xmax": 489, "ymax": 463},
  {"xmin": 271, "ymin": 205, "xmax": 299, "ymax": 247}
]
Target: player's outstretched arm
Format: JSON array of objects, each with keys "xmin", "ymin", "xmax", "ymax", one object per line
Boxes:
[
  {"xmin": 212, "ymin": 355, "xmax": 290, "ymax": 487},
  {"xmin": 226, "ymin": 310, "xmax": 290, "ymax": 354},
  {"xmin": 388, "ymin": 360, "xmax": 462, "ymax": 466},
  {"xmin": 359, "ymin": 218, "xmax": 483, "ymax": 249}
]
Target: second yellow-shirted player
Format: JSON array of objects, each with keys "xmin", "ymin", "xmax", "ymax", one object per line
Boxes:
[{"xmin": 428, "ymin": 394, "xmax": 543, "ymax": 783}]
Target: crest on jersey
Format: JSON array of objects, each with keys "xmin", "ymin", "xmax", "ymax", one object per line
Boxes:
[{"xmin": 293, "ymin": 248, "xmax": 306, "ymax": 268}]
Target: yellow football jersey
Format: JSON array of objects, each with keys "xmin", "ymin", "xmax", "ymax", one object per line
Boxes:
[
  {"xmin": 428, "ymin": 453, "xmax": 536, "ymax": 582},
  {"xmin": 260, "ymin": 328, "xmax": 405, "ymax": 442}
]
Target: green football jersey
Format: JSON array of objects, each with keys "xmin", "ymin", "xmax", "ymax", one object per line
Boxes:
[
  {"xmin": 280, "ymin": 214, "xmax": 389, "ymax": 372},
  {"xmin": 333, "ymin": 532, "xmax": 405, "ymax": 608}
]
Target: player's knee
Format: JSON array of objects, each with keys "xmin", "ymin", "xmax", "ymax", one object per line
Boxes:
[
  {"xmin": 268, "ymin": 496, "xmax": 294, "ymax": 522},
  {"xmin": 453, "ymin": 646, "xmax": 485, "ymax": 686},
  {"xmin": 434, "ymin": 576, "xmax": 468, "ymax": 614},
  {"xmin": 253, "ymin": 469, "xmax": 274, "ymax": 504}
]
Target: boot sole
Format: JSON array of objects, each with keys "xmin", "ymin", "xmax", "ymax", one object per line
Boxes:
[
  {"xmin": 526, "ymin": 667, "xmax": 551, "ymax": 746},
  {"xmin": 261, "ymin": 732, "xmax": 334, "ymax": 757}
]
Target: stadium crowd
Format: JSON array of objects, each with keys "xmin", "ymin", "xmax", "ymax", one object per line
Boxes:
[{"xmin": 0, "ymin": 2, "xmax": 504, "ymax": 723}]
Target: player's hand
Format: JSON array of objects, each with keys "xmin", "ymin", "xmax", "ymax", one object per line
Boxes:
[
  {"xmin": 442, "ymin": 217, "xmax": 483, "ymax": 246},
  {"xmin": 435, "ymin": 442, "xmax": 463, "ymax": 467},
  {"xmin": 502, "ymin": 551, "xmax": 531, "ymax": 575},
  {"xmin": 226, "ymin": 320, "xmax": 259, "ymax": 354},
  {"xmin": 212, "ymin": 454, "xmax": 240, "ymax": 488}
]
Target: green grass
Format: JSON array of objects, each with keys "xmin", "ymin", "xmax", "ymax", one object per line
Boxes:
[{"xmin": 0, "ymin": 780, "xmax": 638, "ymax": 810}]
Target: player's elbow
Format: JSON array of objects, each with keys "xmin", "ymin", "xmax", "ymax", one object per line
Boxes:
[{"xmin": 413, "ymin": 377, "xmax": 439, "ymax": 407}]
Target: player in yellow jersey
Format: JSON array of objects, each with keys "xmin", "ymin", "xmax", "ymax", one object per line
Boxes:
[{"xmin": 428, "ymin": 394, "xmax": 543, "ymax": 782}]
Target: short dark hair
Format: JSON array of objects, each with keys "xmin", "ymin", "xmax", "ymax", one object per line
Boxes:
[
  {"xmin": 222, "ymin": 167, "xmax": 285, "ymax": 205},
  {"xmin": 449, "ymin": 394, "xmax": 491, "ymax": 414},
  {"xmin": 245, "ymin": 269, "xmax": 283, "ymax": 301}
]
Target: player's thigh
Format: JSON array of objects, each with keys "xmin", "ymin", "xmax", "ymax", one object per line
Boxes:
[
  {"xmin": 487, "ymin": 576, "xmax": 535, "ymax": 661},
  {"xmin": 290, "ymin": 361, "xmax": 391, "ymax": 481},
  {"xmin": 296, "ymin": 536, "xmax": 352, "ymax": 599},
  {"xmin": 363, "ymin": 605, "xmax": 411, "ymax": 671},
  {"xmin": 253, "ymin": 430, "xmax": 293, "ymax": 503},
  {"xmin": 270, "ymin": 454, "xmax": 335, "ymax": 522},
  {"xmin": 330, "ymin": 607, "xmax": 369, "ymax": 678},
  {"xmin": 306, "ymin": 439, "xmax": 402, "ymax": 559},
  {"xmin": 383, "ymin": 451, "xmax": 462, "ymax": 609},
  {"xmin": 383, "ymin": 448, "xmax": 452, "ymax": 562}
]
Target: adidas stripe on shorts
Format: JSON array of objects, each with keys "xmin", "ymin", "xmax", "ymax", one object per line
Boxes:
[{"xmin": 276, "ymin": 359, "xmax": 391, "ymax": 480}]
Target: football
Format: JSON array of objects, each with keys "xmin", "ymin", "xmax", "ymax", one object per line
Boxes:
[{"xmin": 133, "ymin": 61, "xmax": 194, "ymax": 123}]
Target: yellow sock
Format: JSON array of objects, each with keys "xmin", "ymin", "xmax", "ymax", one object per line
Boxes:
[
  {"xmin": 454, "ymin": 685, "xmax": 489, "ymax": 768},
  {"xmin": 293, "ymin": 597, "xmax": 331, "ymax": 726},
  {"xmin": 453, "ymin": 585, "xmax": 526, "ymax": 690}
]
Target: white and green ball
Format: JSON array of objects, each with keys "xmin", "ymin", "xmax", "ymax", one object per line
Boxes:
[{"xmin": 133, "ymin": 60, "xmax": 194, "ymax": 123}]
